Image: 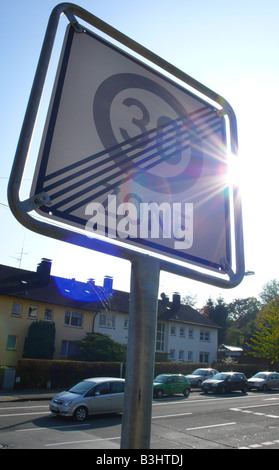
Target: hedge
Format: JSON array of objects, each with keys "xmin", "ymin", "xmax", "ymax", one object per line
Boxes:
[
  {"xmin": 0, "ymin": 366, "xmax": 8, "ymax": 388},
  {"xmin": 16, "ymin": 358, "xmax": 276, "ymax": 389},
  {"xmin": 16, "ymin": 359, "xmax": 125, "ymax": 389}
]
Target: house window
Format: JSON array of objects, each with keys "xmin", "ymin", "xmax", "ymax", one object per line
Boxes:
[
  {"xmin": 156, "ymin": 322, "xmax": 165, "ymax": 352},
  {"xmin": 11, "ymin": 302, "xmax": 22, "ymax": 316},
  {"xmin": 188, "ymin": 351, "xmax": 193, "ymax": 362},
  {"xmin": 61, "ymin": 340, "xmax": 80, "ymax": 357},
  {"xmin": 64, "ymin": 310, "xmax": 82, "ymax": 328},
  {"xmin": 28, "ymin": 306, "xmax": 38, "ymax": 319},
  {"xmin": 6, "ymin": 335, "xmax": 17, "ymax": 350},
  {"xmin": 44, "ymin": 308, "xmax": 53, "ymax": 321},
  {"xmin": 169, "ymin": 349, "xmax": 175, "ymax": 361},
  {"xmin": 124, "ymin": 319, "xmax": 129, "ymax": 329},
  {"xmin": 170, "ymin": 326, "xmax": 176, "ymax": 335},
  {"xmin": 107, "ymin": 314, "xmax": 115, "ymax": 328},
  {"xmin": 98, "ymin": 312, "xmax": 115, "ymax": 328},
  {"xmin": 200, "ymin": 330, "xmax": 210, "ymax": 341},
  {"xmin": 179, "ymin": 327, "xmax": 185, "ymax": 337},
  {"xmin": 179, "ymin": 350, "xmax": 184, "ymax": 361},
  {"xmin": 188, "ymin": 329, "xmax": 194, "ymax": 339},
  {"xmin": 99, "ymin": 313, "xmax": 106, "ymax": 327},
  {"xmin": 199, "ymin": 352, "xmax": 209, "ymax": 363}
]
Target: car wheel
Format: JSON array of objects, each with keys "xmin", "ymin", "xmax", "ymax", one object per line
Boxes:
[
  {"xmin": 74, "ymin": 406, "xmax": 88, "ymax": 422},
  {"xmin": 242, "ymin": 384, "xmax": 248, "ymax": 393},
  {"xmin": 197, "ymin": 380, "xmax": 202, "ymax": 388},
  {"xmin": 262, "ymin": 384, "xmax": 268, "ymax": 391},
  {"xmin": 220, "ymin": 386, "xmax": 226, "ymax": 394},
  {"xmin": 156, "ymin": 389, "xmax": 164, "ymax": 398},
  {"xmin": 183, "ymin": 388, "xmax": 190, "ymax": 397}
]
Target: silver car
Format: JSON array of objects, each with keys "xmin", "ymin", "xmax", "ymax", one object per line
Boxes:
[
  {"xmin": 248, "ymin": 372, "xmax": 279, "ymax": 391},
  {"xmin": 186, "ymin": 368, "xmax": 219, "ymax": 388},
  {"xmin": 50, "ymin": 377, "xmax": 125, "ymax": 421}
]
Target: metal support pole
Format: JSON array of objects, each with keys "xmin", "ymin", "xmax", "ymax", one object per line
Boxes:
[{"xmin": 121, "ymin": 255, "xmax": 160, "ymax": 449}]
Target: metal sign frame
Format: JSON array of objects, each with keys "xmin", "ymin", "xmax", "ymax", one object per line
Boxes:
[
  {"xmin": 8, "ymin": 2, "xmax": 245, "ymax": 290},
  {"xmin": 8, "ymin": 3, "xmax": 245, "ymax": 449}
]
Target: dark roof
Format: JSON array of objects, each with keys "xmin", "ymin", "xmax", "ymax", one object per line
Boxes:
[
  {"xmin": 0, "ymin": 262, "xmax": 129, "ymax": 313},
  {"xmin": 0, "ymin": 262, "xmax": 219, "ymax": 328},
  {"xmin": 158, "ymin": 300, "xmax": 221, "ymax": 329}
]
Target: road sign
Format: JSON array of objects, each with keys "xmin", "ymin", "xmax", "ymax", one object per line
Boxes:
[
  {"xmin": 8, "ymin": 4, "xmax": 245, "ymax": 450},
  {"xmin": 30, "ymin": 24, "xmax": 233, "ymax": 275}
]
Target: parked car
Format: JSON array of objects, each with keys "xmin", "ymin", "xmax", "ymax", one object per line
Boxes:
[
  {"xmin": 153, "ymin": 374, "xmax": 190, "ymax": 398},
  {"xmin": 50, "ymin": 377, "xmax": 125, "ymax": 421},
  {"xmin": 201, "ymin": 372, "xmax": 248, "ymax": 394},
  {"xmin": 248, "ymin": 372, "xmax": 279, "ymax": 391},
  {"xmin": 186, "ymin": 368, "xmax": 219, "ymax": 388}
]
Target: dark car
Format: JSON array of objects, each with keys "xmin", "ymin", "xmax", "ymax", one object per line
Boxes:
[
  {"xmin": 201, "ymin": 372, "xmax": 248, "ymax": 394},
  {"xmin": 153, "ymin": 374, "xmax": 191, "ymax": 398},
  {"xmin": 186, "ymin": 368, "xmax": 218, "ymax": 388}
]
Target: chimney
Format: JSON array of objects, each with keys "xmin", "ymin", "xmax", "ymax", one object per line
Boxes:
[
  {"xmin": 36, "ymin": 258, "xmax": 52, "ymax": 285},
  {"xmin": 172, "ymin": 292, "xmax": 180, "ymax": 312},
  {"xmin": 160, "ymin": 292, "xmax": 170, "ymax": 306},
  {"xmin": 103, "ymin": 276, "xmax": 113, "ymax": 292},
  {"xmin": 87, "ymin": 278, "xmax": 96, "ymax": 287}
]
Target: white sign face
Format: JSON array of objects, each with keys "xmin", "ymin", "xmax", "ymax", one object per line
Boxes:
[{"xmin": 31, "ymin": 25, "xmax": 232, "ymax": 273}]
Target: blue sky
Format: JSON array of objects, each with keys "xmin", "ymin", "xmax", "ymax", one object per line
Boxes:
[{"xmin": 1, "ymin": 0, "xmax": 279, "ymax": 307}]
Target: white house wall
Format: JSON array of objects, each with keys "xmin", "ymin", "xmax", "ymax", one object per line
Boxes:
[
  {"xmin": 166, "ymin": 322, "xmax": 218, "ymax": 363},
  {"xmin": 94, "ymin": 311, "xmax": 218, "ymax": 364},
  {"xmin": 94, "ymin": 311, "xmax": 129, "ymax": 345}
]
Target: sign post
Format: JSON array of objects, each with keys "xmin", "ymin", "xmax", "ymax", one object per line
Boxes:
[
  {"xmin": 8, "ymin": 4, "xmax": 245, "ymax": 449},
  {"xmin": 121, "ymin": 256, "xmax": 160, "ymax": 448}
]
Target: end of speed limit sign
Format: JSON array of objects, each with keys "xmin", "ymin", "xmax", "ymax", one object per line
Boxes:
[{"xmin": 28, "ymin": 22, "xmax": 243, "ymax": 282}]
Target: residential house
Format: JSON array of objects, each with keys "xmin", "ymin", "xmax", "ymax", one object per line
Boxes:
[
  {"xmin": 0, "ymin": 259, "xmax": 220, "ymax": 367},
  {"xmin": 157, "ymin": 293, "xmax": 220, "ymax": 363}
]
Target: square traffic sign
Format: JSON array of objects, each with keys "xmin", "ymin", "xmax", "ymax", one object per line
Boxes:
[{"xmin": 30, "ymin": 25, "xmax": 235, "ymax": 274}]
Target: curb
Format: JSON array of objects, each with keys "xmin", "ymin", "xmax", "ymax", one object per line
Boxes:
[
  {"xmin": 0, "ymin": 390, "xmax": 58, "ymax": 403},
  {"xmin": 0, "ymin": 388, "xmax": 200, "ymax": 403}
]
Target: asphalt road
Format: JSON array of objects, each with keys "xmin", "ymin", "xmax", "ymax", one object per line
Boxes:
[{"xmin": 1, "ymin": 390, "xmax": 279, "ymax": 450}]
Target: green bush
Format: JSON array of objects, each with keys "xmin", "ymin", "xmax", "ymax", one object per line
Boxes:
[
  {"xmin": 73, "ymin": 332, "xmax": 126, "ymax": 362},
  {"xmin": 214, "ymin": 363, "xmax": 277, "ymax": 377},
  {"xmin": 0, "ymin": 366, "xmax": 8, "ymax": 388},
  {"xmin": 154, "ymin": 362, "xmax": 208, "ymax": 376},
  {"xmin": 16, "ymin": 359, "xmax": 277, "ymax": 389},
  {"xmin": 16, "ymin": 359, "xmax": 125, "ymax": 389},
  {"xmin": 23, "ymin": 321, "xmax": 56, "ymax": 360}
]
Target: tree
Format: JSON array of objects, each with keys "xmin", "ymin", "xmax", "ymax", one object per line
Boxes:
[
  {"xmin": 202, "ymin": 297, "xmax": 215, "ymax": 319},
  {"xmin": 248, "ymin": 299, "xmax": 279, "ymax": 364},
  {"xmin": 23, "ymin": 321, "xmax": 56, "ymax": 359},
  {"xmin": 225, "ymin": 297, "xmax": 261, "ymax": 347},
  {"xmin": 73, "ymin": 332, "xmax": 126, "ymax": 362},
  {"xmin": 259, "ymin": 279, "xmax": 279, "ymax": 306},
  {"xmin": 202, "ymin": 296, "xmax": 228, "ymax": 345},
  {"xmin": 224, "ymin": 324, "xmax": 244, "ymax": 346},
  {"xmin": 181, "ymin": 292, "xmax": 197, "ymax": 307},
  {"xmin": 227, "ymin": 297, "xmax": 261, "ymax": 326}
]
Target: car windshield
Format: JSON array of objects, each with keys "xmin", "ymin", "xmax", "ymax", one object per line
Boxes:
[
  {"xmin": 68, "ymin": 381, "xmax": 96, "ymax": 395},
  {"xmin": 252, "ymin": 373, "xmax": 268, "ymax": 379},
  {"xmin": 154, "ymin": 375, "xmax": 167, "ymax": 383},
  {"xmin": 192, "ymin": 369, "xmax": 205, "ymax": 375},
  {"xmin": 212, "ymin": 373, "xmax": 229, "ymax": 380}
]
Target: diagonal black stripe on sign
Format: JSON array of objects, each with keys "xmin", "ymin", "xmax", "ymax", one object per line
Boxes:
[
  {"xmin": 47, "ymin": 117, "xmax": 189, "ymax": 202},
  {"xmin": 44, "ymin": 107, "xmax": 218, "ymax": 205},
  {"xmin": 43, "ymin": 106, "xmax": 212, "ymax": 189},
  {"xmin": 50, "ymin": 117, "xmax": 222, "ymax": 214}
]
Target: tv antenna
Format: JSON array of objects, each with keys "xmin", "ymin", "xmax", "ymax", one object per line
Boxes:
[{"xmin": 11, "ymin": 240, "xmax": 28, "ymax": 268}]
